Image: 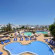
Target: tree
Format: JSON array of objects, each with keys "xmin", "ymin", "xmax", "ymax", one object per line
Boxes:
[
  {"xmin": 1, "ymin": 26, "xmax": 7, "ymax": 31},
  {"xmin": 1, "ymin": 23, "xmax": 12, "ymax": 32},
  {"xmin": 21, "ymin": 26, "xmax": 25, "ymax": 29},
  {"xmin": 49, "ymin": 24, "xmax": 55, "ymax": 41},
  {"xmin": 6, "ymin": 23, "xmax": 12, "ymax": 31}
]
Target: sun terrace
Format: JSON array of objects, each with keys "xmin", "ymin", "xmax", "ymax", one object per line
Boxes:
[{"xmin": 0, "ymin": 25, "xmax": 55, "ymax": 55}]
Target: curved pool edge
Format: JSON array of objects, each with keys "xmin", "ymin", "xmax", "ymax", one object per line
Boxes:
[
  {"xmin": 4, "ymin": 46, "xmax": 37, "ymax": 55},
  {"xmin": 4, "ymin": 41, "xmax": 54, "ymax": 55},
  {"xmin": 10, "ymin": 51, "xmax": 37, "ymax": 55},
  {"xmin": 47, "ymin": 44, "xmax": 54, "ymax": 55},
  {"xmin": 54, "ymin": 53, "xmax": 55, "ymax": 55},
  {"xmin": 3, "ymin": 46, "xmax": 10, "ymax": 55},
  {"xmin": 19, "ymin": 51, "xmax": 37, "ymax": 55},
  {"xmin": 36, "ymin": 41, "xmax": 54, "ymax": 55}
]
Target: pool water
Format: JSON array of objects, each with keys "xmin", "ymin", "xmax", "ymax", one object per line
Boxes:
[
  {"xmin": 24, "ymin": 32, "xmax": 32, "ymax": 36},
  {"xmin": 36, "ymin": 31, "xmax": 48, "ymax": 34},
  {"xmin": 4, "ymin": 41, "xmax": 54, "ymax": 55}
]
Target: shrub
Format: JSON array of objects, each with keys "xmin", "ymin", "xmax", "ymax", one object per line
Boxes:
[
  {"xmin": 49, "ymin": 24, "xmax": 55, "ymax": 41},
  {"xmin": 44, "ymin": 34, "xmax": 49, "ymax": 37}
]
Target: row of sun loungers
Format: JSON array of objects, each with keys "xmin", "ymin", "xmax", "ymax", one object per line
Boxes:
[
  {"xmin": 14, "ymin": 38, "xmax": 17, "ymax": 41},
  {"xmin": 14, "ymin": 37, "xmax": 37, "ymax": 41},
  {"xmin": 44, "ymin": 39, "xmax": 55, "ymax": 46},
  {"xmin": 0, "ymin": 40, "xmax": 10, "ymax": 55},
  {"xmin": 48, "ymin": 40, "xmax": 55, "ymax": 46},
  {"xmin": 0, "ymin": 52, "xmax": 3, "ymax": 55},
  {"xmin": 1, "ymin": 39, "xmax": 10, "ymax": 44},
  {"xmin": 14, "ymin": 34, "xmax": 37, "ymax": 41}
]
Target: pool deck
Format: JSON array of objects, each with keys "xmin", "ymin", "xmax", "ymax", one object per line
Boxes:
[{"xmin": 0, "ymin": 34, "xmax": 55, "ymax": 55}]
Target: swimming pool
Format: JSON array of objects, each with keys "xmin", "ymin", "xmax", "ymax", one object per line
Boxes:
[
  {"xmin": 4, "ymin": 41, "xmax": 54, "ymax": 55},
  {"xmin": 36, "ymin": 31, "xmax": 48, "ymax": 34},
  {"xmin": 24, "ymin": 32, "xmax": 32, "ymax": 36}
]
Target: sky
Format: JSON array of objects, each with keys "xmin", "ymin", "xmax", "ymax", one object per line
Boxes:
[{"xmin": 0, "ymin": 0, "xmax": 55, "ymax": 25}]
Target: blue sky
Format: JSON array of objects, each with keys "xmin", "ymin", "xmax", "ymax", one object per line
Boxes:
[{"xmin": 0, "ymin": 0, "xmax": 55, "ymax": 25}]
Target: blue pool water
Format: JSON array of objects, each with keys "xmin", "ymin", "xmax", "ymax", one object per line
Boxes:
[
  {"xmin": 36, "ymin": 31, "xmax": 48, "ymax": 34},
  {"xmin": 4, "ymin": 41, "xmax": 54, "ymax": 55},
  {"xmin": 24, "ymin": 32, "xmax": 32, "ymax": 36}
]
